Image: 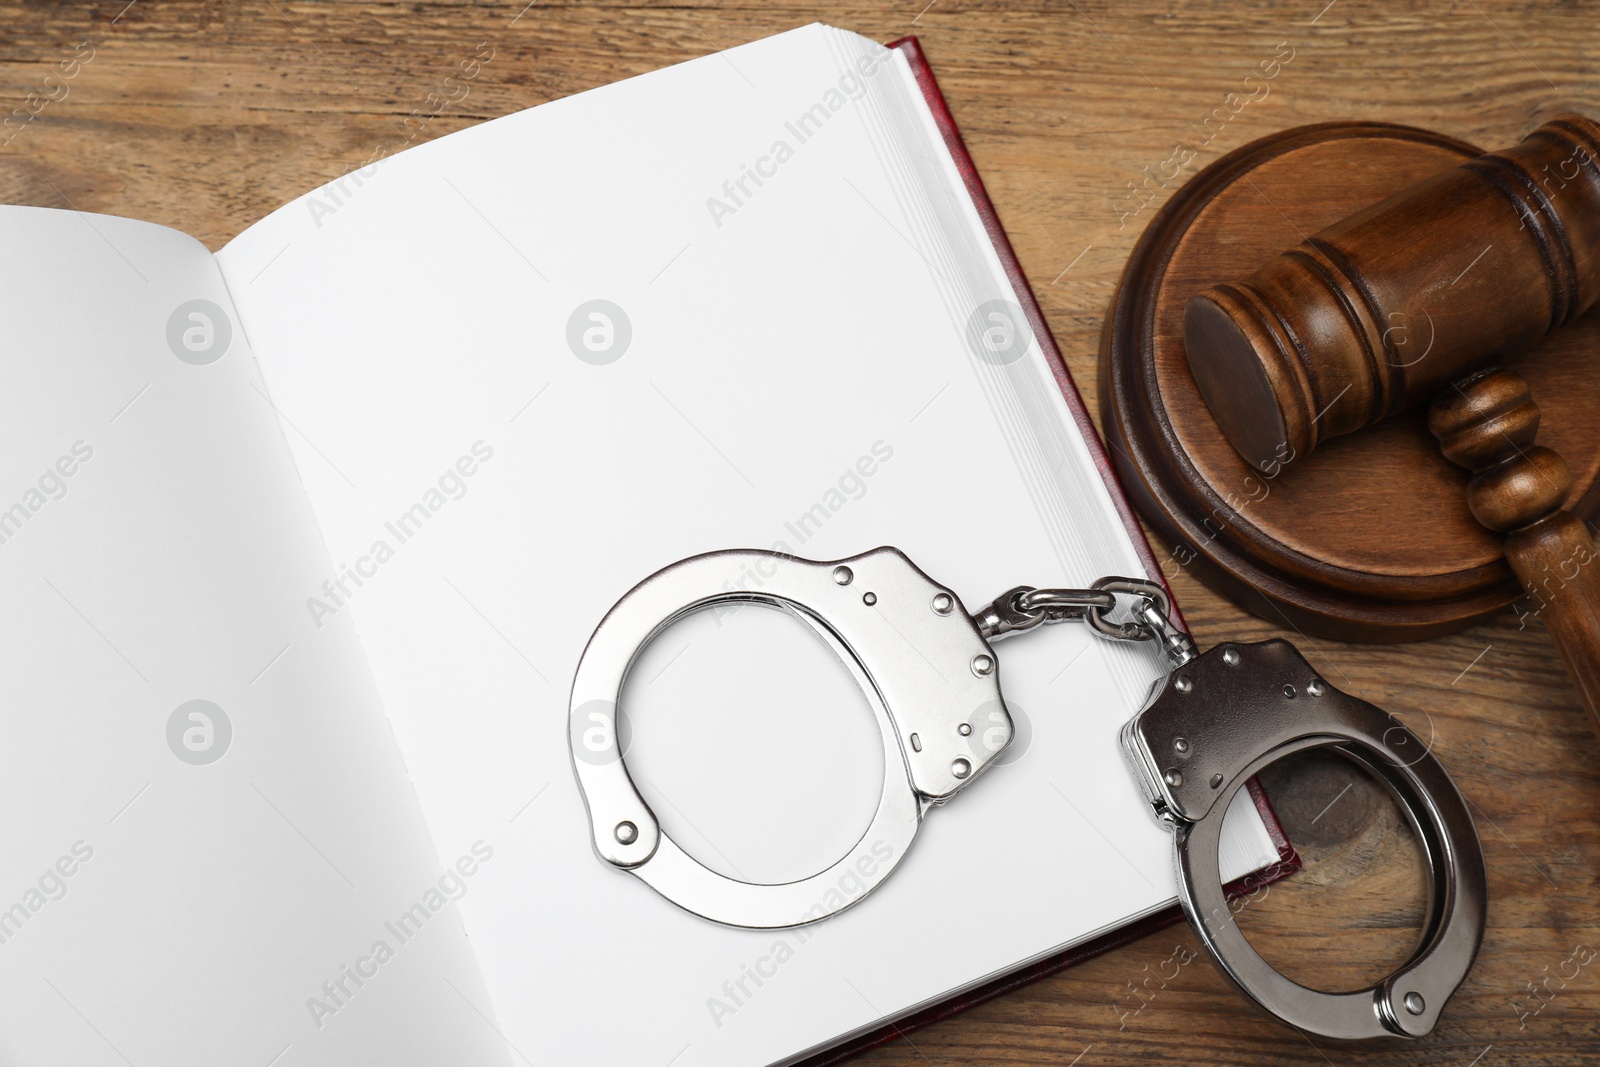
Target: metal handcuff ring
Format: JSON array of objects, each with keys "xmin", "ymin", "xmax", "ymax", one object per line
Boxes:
[{"xmin": 569, "ymin": 546, "xmax": 1487, "ymax": 1041}]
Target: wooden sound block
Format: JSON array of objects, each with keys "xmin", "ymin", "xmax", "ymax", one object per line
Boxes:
[{"xmin": 1100, "ymin": 121, "xmax": 1600, "ymax": 642}]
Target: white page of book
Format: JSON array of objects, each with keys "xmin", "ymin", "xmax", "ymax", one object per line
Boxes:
[
  {"xmin": 216, "ymin": 24, "xmax": 1281, "ymax": 1067},
  {"xmin": 0, "ymin": 207, "xmax": 508, "ymax": 1067}
]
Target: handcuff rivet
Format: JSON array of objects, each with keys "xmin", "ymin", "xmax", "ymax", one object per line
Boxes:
[
  {"xmin": 1209, "ymin": 773, "xmax": 1223, "ymax": 789},
  {"xmin": 614, "ymin": 820, "xmax": 638, "ymax": 845},
  {"xmin": 1175, "ymin": 676, "xmax": 1193, "ymax": 693},
  {"xmin": 1284, "ymin": 684, "xmax": 1297, "ymax": 699},
  {"xmin": 951, "ymin": 758, "xmax": 972, "ymax": 779},
  {"xmin": 1222, "ymin": 648, "xmax": 1241, "ymax": 666},
  {"xmin": 1174, "ymin": 737, "xmax": 1190, "ymax": 753},
  {"xmin": 932, "ymin": 592, "xmax": 954, "ymax": 615},
  {"xmin": 863, "ymin": 592, "xmax": 878, "ymax": 606},
  {"xmin": 833, "ymin": 566, "xmax": 853, "ymax": 585},
  {"xmin": 1404, "ymin": 991, "xmax": 1425, "ymax": 1015},
  {"xmin": 1308, "ymin": 679, "xmax": 1326, "ymax": 697},
  {"xmin": 972, "ymin": 654, "xmax": 994, "ymax": 676},
  {"xmin": 1164, "ymin": 769, "xmax": 1183, "ymax": 787},
  {"xmin": 958, "ymin": 723, "xmax": 972, "ymax": 736}
]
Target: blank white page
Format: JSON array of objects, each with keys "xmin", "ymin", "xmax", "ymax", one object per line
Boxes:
[
  {"xmin": 0, "ymin": 206, "xmax": 507, "ymax": 1067},
  {"xmin": 216, "ymin": 23, "xmax": 1279, "ymax": 1067}
]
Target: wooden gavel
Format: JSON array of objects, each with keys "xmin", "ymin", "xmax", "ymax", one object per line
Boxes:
[{"xmin": 1183, "ymin": 114, "xmax": 1600, "ymax": 741}]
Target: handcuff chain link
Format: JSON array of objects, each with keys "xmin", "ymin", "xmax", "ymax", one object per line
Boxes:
[{"xmin": 973, "ymin": 576, "xmax": 1198, "ymax": 666}]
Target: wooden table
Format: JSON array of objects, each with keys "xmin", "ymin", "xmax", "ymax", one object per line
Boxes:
[{"xmin": 5, "ymin": 2, "xmax": 1599, "ymax": 1064}]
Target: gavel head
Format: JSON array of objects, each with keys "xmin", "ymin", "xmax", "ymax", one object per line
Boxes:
[{"xmin": 1183, "ymin": 114, "xmax": 1600, "ymax": 473}]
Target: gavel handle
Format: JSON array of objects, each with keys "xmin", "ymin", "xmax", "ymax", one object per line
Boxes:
[
  {"xmin": 1507, "ymin": 514, "xmax": 1600, "ymax": 735},
  {"xmin": 1431, "ymin": 369, "xmax": 1600, "ymax": 742}
]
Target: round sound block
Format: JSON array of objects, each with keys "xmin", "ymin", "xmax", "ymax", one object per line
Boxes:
[{"xmin": 1100, "ymin": 122, "xmax": 1600, "ymax": 642}]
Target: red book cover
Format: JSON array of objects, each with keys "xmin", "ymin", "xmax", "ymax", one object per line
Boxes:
[{"xmin": 788, "ymin": 36, "xmax": 1301, "ymax": 1067}]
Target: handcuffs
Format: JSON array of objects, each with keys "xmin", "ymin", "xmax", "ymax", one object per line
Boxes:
[{"xmin": 569, "ymin": 547, "xmax": 1486, "ymax": 1041}]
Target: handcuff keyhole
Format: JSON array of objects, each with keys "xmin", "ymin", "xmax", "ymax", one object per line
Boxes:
[{"xmin": 1284, "ymin": 684, "xmax": 1297, "ymax": 699}]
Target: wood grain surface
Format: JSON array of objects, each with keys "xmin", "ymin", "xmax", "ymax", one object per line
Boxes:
[{"xmin": 4, "ymin": 2, "xmax": 1599, "ymax": 1065}]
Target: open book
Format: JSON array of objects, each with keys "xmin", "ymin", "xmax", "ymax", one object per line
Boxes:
[{"xmin": 0, "ymin": 24, "xmax": 1290, "ymax": 1067}]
